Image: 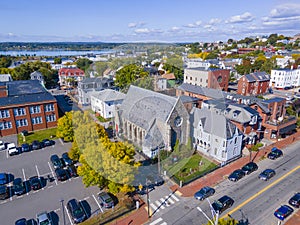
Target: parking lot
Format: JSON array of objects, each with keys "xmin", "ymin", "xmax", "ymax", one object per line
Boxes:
[{"xmin": 0, "ymin": 138, "xmax": 108, "ymax": 225}]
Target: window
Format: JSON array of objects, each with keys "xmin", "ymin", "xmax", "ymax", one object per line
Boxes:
[
  {"xmin": 16, "ymin": 119, "xmax": 28, "ymax": 127},
  {"xmin": 0, "ymin": 110, "xmax": 10, "ymax": 118},
  {"xmin": 45, "ymin": 104, "xmax": 54, "ymax": 112},
  {"xmin": 14, "ymin": 108, "xmax": 26, "ymax": 116},
  {"xmin": 30, "ymin": 105, "xmax": 41, "ymax": 114},
  {"xmin": 234, "ymin": 137, "xmax": 238, "ymax": 144},
  {"xmin": 0, "ymin": 121, "xmax": 12, "ymax": 130},
  {"xmin": 32, "ymin": 117, "xmax": 43, "ymax": 125},
  {"xmin": 46, "ymin": 114, "xmax": 56, "ymax": 122}
]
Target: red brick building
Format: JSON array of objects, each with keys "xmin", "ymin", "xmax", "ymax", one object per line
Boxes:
[
  {"xmin": 58, "ymin": 67, "xmax": 85, "ymax": 86},
  {"xmin": 184, "ymin": 68, "xmax": 229, "ymax": 91},
  {"xmin": 0, "ymin": 80, "xmax": 59, "ymax": 137},
  {"xmin": 237, "ymin": 72, "xmax": 270, "ymax": 96}
]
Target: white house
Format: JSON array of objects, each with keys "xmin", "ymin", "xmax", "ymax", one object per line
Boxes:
[
  {"xmin": 30, "ymin": 71, "xmax": 44, "ymax": 86},
  {"xmin": 190, "ymin": 107, "xmax": 243, "ymax": 163},
  {"xmin": 91, "ymin": 89, "xmax": 125, "ymax": 119},
  {"xmin": 270, "ymin": 68, "xmax": 300, "ymax": 89}
]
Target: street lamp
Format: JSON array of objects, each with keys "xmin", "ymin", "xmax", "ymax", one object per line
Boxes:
[
  {"xmin": 146, "ymin": 179, "xmax": 151, "ymax": 218},
  {"xmin": 60, "ymin": 199, "xmax": 66, "ymax": 225}
]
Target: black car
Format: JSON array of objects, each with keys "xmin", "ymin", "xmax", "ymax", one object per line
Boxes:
[
  {"xmin": 259, "ymin": 169, "xmax": 276, "ymax": 181},
  {"xmin": 289, "ymin": 192, "xmax": 300, "ymax": 208},
  {"xmin": 13, "ymin": 178, "xmax": 25, "ymax": 195},
  {"xmin": 67, "ymin": 199, "xmax": 86, "ymax": 224},
  {"xmin": 31, "ymin": 140, "xmax": 42, "ymax": 150},
  {"xmin": 67, "ymin": 165, "xmax": 78, "ymax": 177},
  {"xmin": 212, "ymin": 195, "xmax": 234, "ymax": 214},
  {"xmin": 42, "ymin": 139, "xmax": 55, "ymax": 147},
  {"xmin": 55, "ymin": 168, "xmax": 69, "ymax": 181},
  {"xmin": 194, "ymin": 186, "xmax": 215, "ymax": 200},
  {"xmin": 228, "ymin": 169, "xmax": 245, "ymax": 182},
  {"xmin": 0, "ymin": 185, "xmax": 9, "ymax": 200},
  {"xmin": 267, "ymin": 147, "xmax": 283, "ymax": 160},
  {"xmin": 241, "ymin": 162, "xmax": 258, "ymax": 175},
  {"xmin": 50, "ymin": 154, "xmax": 63, "ymax": 169},
  {"xmin": 15, "ymin": 218, "xmax": 27, "ymax": 225},
  {"xmin": 29, "ymin": 176, "xmax": 42, "ymax": 190},
  {"xmin": 61, "ymin": 152, "xmax": 73, "ymax": 166},
  {"xmin": 21, "ymin": 143, "xmax": 31, "ymax": 152}
]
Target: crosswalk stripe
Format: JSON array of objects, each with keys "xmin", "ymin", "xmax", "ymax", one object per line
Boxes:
[
  {"xmin": 150, "ymin": 203, "xmax": 159, "ymax": 212},
  {"xmin": 149, "ymin": 217, "xmax": 163, "ymax": 225},
  {"xmin": 166, "ymin": 196, "xmax": 175, "ymax": 204},
  {"xmin": 160, "ymin": 198, "xmax": 169, "ymax": 207},
  {"xmin": 161, "ymin": 222, "xmax": 167, "ymax": 225},
  {"xmin": 156, "ymin": 200, "xmax": 165, "ymax": 209},
  {"xmin": 170, "ymin": 194, "xmax": 179, "ymax": 202}
]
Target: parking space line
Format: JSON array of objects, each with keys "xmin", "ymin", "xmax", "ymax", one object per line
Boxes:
[
  {"xmin": 48, "ymin": 185, "xmax": 54, "ymax": 189},
  {"xmin": 22, "ymin": 168, "xmax": 29, "ymax": 196},
  {"xmin": 65, "ymin": 205, "xmax": 74, "ymax": 225},
  {"xmin": 92, "ymin": 194, "xmax": 103, "ymax": 213},
  {"xmin": 35, "ymin": 165, "xmax": 40, "ymax": 177},
  {"xmin": 47, "ymin": 162, "xmax": 58, "ymax": 185},
  {"xmin": 83, "ymin": 196, "xmax": 90, "ymax": 200},
  {"xmin": 59, "ymin": 139, "xmax": 65, "ymax": 146},
  {"xmin": 6, "ymin": 149, "xmax": 8, "ymax": 158}
]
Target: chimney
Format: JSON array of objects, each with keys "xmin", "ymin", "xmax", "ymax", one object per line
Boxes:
[{"xmin": 0, "ymin": 84, "xmax": 8, "ymax": 97}]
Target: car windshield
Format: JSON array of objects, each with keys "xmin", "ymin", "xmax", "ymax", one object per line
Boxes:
[
  {"xmin": 214, "ymin": 200, "xmax": 223, "ymax": 208},
  {"xmin": 40, "ymin": 220, "xmax": 50, "ymax": 225}
]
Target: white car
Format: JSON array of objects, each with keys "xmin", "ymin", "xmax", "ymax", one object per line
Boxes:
[
  {"xmin": 0, "ymin": 141, "xmax": 5, "ymax": 150},
  {"xmin": 37, "ymin": 211, "xmax": 53, "ymax": 225},
  {"xmin": 7, "ymin": 143, "xmax": 18, "ymax": 156}
]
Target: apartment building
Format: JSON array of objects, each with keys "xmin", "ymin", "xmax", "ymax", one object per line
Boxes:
[
  {"xmin": 270, "ymin": 68, "xmax": 300, "ymax": 89},
  {"xmin": 237, "ymin": 72, "xmax": 270, "ymax": 96}
]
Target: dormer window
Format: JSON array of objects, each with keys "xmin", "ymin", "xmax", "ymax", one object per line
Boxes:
[{"xmin": 233, "ymin": 113, "xmax": 237, "ymax": 118}]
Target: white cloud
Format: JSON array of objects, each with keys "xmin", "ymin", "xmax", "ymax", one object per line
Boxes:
[
  {"xmin": 227, "ymin": 12, "xmax": 254, "ymax": 23},
  {"xmin": 170, "ymin": 26, "xmax": 181, "ymax": 32},
  {"xmin": 269, "ymin": 3, "xmax": 300, "ymax": 18},
  {"xmin": 134, "ymin": 28, "xmax": 150, "ymax": 34},
  {"xmin": 128, "ymin": 22, "xmax": 146, "ymax": 28},
  {"xmin": 209, "ymin": 18, "xmax": 221, "ymax": 25},
  {"xmin": 184, "ymin": 20, "xmax": 202, "ymax": 28},
  {"xmin": 128, "ymin": 23, "xmax": 137, "ymax": 28}
]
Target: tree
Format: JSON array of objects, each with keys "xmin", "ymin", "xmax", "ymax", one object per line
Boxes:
[
  {"xmin": 68, "ymin": 140, "xmax": 81, "ymax": 161},
  {"xmin": 115, "ymin": 64, "xmax": 148, "ymax": 90},
  {"xmin": 76, "ymin": 58, "xmax": 92, "ymax": 71},
  {"xmin": 56, "ymin": 111, "xmax": 74, "ymax": 142},
  {"xmin": 54, "ymin": 57, "xmax": 62, "ymax": 64},
  {"xmin": 0, "ymin": 56, "xmax": 12, "ymax": 68},
  {"xmin": 204, "ymin": 218, "xmax": 238, "ymax": 225}
]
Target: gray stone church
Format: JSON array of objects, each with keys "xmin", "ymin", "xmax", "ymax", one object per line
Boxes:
[{"xmin": 115, "ymin": 86, "xmax": 190, "ymax": 158}]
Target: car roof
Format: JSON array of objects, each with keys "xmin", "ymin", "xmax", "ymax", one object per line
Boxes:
[
  {"xmin": 264, "ymin": 169, "xmax": 274, "ymax": 173},
  {"xmin": 13, "ymin": 178, "xmax": 22, "ymax": 183},
  {"xmin": 278, "ymin": 205, "xmax": 293, "ymax": 212},
  {"xmin": 68, "ymin": 198, "xmax": 80, "ymax": 208},
  {"xmin": 99, "ymin": 192, "xmax": 111, "ymax": 199},
  {"xmin": 219, "ymin": 195, "xmax": 231, "ymax": 202},
  {"xmin": 0, "ymin": 173, "xmax": 6, "ymax": 178},
  {"xmin": 37, "ymin": 212, "xmax": 48, "ymax": 220}
]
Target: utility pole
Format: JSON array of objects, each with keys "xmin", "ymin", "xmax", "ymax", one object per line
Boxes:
[
  {"xmin": 146, "ymin": 180, "xmax": 151, "ymax": 218},
  {"xmin": 60, "ymin": 199, "xmax": 66, "ymax": 225},
  {"xmin": 157, "ymin": 147, "xmax": 160, "ymax": 175}
]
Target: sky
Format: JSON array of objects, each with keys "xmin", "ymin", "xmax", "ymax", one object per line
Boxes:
[{"xmin": 1, "ymin": 0, "xmax": 300, "ymax": 43}]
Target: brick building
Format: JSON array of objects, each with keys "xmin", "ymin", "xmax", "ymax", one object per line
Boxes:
[
  {"xmin": 0, "ymin": 80, "xmax": 59, "ymax": 137},
  {"xmin": 183, "ymin": 68, "xmax": 229, "ymax": 91},
  {"xmin": 237, "ymin": 72, "xmax": 270, "ymax": 96}
]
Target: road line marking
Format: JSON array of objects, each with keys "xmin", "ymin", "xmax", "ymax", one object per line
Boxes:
[
  {"xmin": 170, "ymin": 193, "xmax": 179, "ymax": 202},
  {"xmin": 222, "ymin": 164, "xmax": 300, "ymax": 219},
  {"xmin": 54, "ymin": 208, "xmax": 60, "ymax": 212},
  {"xmin": 155, "ymin": 200, "xmax": 165, "ymax": 209},
  {"xmin": 65, "ymin": 205, "xmax": 74, "ymax": 225},
  {"xmin": 150, "ymin": 203, "xmax": 159, "ymax": 212},
  {"xmin": 161, "ymin": 222, "xmax": 167, "ymax": 225},
  {"xmin": 83, "ymin": 196, "xmax": 90, "ymax": 200},
  {"xmin": 47, "ymin": 162, "xmax": 58, "ymax": 185},
  {"xmin": 149, "ymin": 217, "xmax": 163, "ymax": 225},
  {"xmin": 48, "ymin": 185, "xmax": 54, "ymax": 189},
  {"xmin": 35, "ymin": 165, "xmax": 40, "ymax": 177},
  {"xmin": 166, "ymin": 196, "xmax": 174, "ymax": 204},
  {"xmin": 6, "ymin": 149, "xmax": 8, "ymax": 158},
  {"xmin": 92, "ymin": 194, "xmax": 103, "ymax": 213},
  {"xmin": 22, "ymin": 168, "xmax": 29, "ymax": 196},
  {"xmin": 160, "ymin": 198, "xmax": 168, "ymax": 207},
  {"xmin": 59, "ymin": 139, "xmax": 64, "ymax": 145}
]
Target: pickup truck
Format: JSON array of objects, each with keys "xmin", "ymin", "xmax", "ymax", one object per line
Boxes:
[{"xmin": 7, "ymin": 143, "xmax": 19, "ymax": 156}]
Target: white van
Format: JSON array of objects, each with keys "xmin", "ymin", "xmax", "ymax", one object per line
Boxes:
[{"xmin": 7, "ymin": 143, "xmax": 18, "ymax": 156}]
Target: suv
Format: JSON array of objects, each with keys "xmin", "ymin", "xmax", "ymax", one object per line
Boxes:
[
  {"xmin": 13, "ymin": 178, "xmax": 25, "ymax": 195},
  {"xmin": 98, "ymin": 192, "xmax": 114, "ymax": 208},
  {"xmin": 212, "ymin": 195, "xmax": 234, "ymax": 214},
  {"xmin": 241, "ymin": 162, "xmax": 258, "ymax": 175},
  {"xmin": 36, "ymin": 212, "xmax": 52, "ymax": 225},
  {"xmin": 21, "ymin": 143, "xmax": 31, "ymax": 152},
  {"xmin": 67, "ymin": 199, "xmax": 86, "ymax": 224},
  {"xmin": 267, "ymin": 147, "xmax": 283, "ymax": 160},
  {"xmin": 50, "ymin": 154, "xmax": 63, "ymax": 169},
  {"xmin": 7, "ymin": 143, "xmax": 19, "ymax": 156}
]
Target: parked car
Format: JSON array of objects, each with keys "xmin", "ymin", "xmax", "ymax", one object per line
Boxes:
[
  {"xmin": 0, "ymin": 140, "xmax": 5, "ymax": 150},
  {"xmin": 13, "ymin": 178, "xmax": 26, "ymax": 195},
  {"xmin": 289, "ymin": 192, "xmax": 300, "ymax": 208},
  {"xmin": 50, "ymin": 154, "xmax": 63, "ymax": 169},
  {"xmin": 259, "ymin": 169, "xmax": 276, "ymax": 181},
  {"xmin": 61, "ymin": 152, "xmax": 73, "ymax": 166},
  {"xmin": 7, "ymin": 143, "xmax": 19, "ymax": 156},
  {"xmin": 29, "ymin": 176, "xmax": 42, "ymax": 190},
  {"xmin": 241, "ymin": 162, "xmax": 258, "ymax": 175},
  {"xmin": 212, "ymin": 195, "xmax": 234, "ymax": 214},
  {"xmin": 55, "ymin": 168, "xmax": 69, "ymax": 181},
  {"xmin": 67, "ymin": 165, "xmax": 78, "ymax": 177},
  {"xmin": 15, "ymin": 218, "xmax": 27, "ymax": 225},
  {"xmin": 0, "ymin": 185, "xmax": 9, "ymax": 200},
  {"xmin": 98, "ymin": 192, "xmax": 114, "ymax": 208},
  {"xmin": 36, "ymin": 211, "xmax": 52, "ymax": 225},
  {"xmin": 267, "ymin": 147, "xmax": 283, "ymax": 160},
  {"xmin": 0, "ymin": 173, "xmax": 9, "ymax": 185},
  {"xmin": 66, "ymin": 199, "xmax": 86, "ymax": 224},
  {"xmin": 31, "ymin": 140, "xmax": 42, "ymax": 150},
  {"xmin": 274, "ymin": 205, "xmax": 294, "ymax": 221},
  {"xmin": 21, "ymin": 143, "xmax": 31, "ymax": 152},
  {"xmin": 194, "ymin": 186, "xmax": 215, "ymax": 201},
  {"xmin": 228, "ymin": 169, "xmax": 245, "ymax": 182},
  {"xmin": 42, "ymin": 139, "xmax": 54, "ymax": 147}
]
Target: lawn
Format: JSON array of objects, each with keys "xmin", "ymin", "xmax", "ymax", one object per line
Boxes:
[
  {"xmin": 17, "ymin": 128, "xmax": 57, "ymax": 145},
  {"xmin": 166, "ymin": 153, "xmax": 218, "ymax": 184}
]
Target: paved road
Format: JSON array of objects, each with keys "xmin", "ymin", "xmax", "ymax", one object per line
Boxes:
[
  {"xmin": 0, "ymin": 139, "xmax": 104, "ymax": 225},
  {"xmin": 145, "ymin": 140, "xmax": 300, "ymax": 225}
]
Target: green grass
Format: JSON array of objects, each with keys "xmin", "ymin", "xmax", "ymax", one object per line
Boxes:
[
  {"xmin": 17, "ymin": 127, "xmax": 57, "ymax": 145},
  {"xmin": 167, "ymin": 154, "xmax": 218, "ymax": 183}
]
